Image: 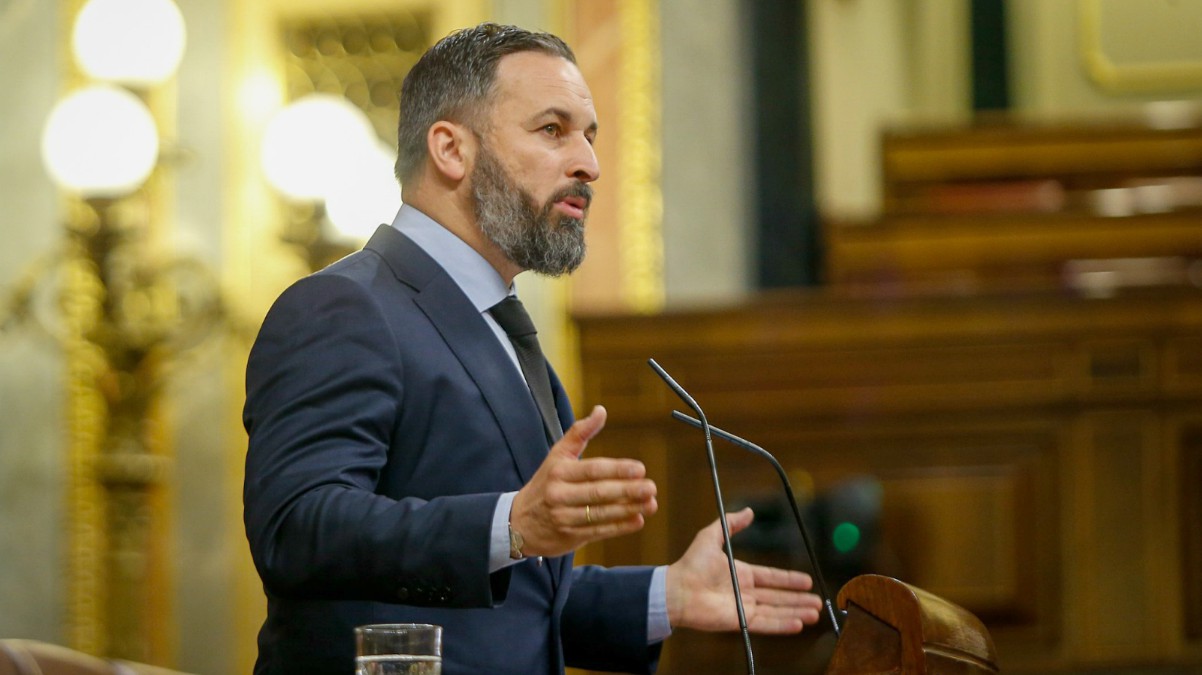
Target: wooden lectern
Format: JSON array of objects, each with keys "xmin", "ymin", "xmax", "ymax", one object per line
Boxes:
[{"xmin": 825, "ymin": 575, "xmax": 999, "ymax": 674}]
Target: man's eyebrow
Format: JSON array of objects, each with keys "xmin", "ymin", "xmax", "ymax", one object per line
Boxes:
[{"xmin": 532, "ymin": 107, "xmax": 599, "ymax": 134}]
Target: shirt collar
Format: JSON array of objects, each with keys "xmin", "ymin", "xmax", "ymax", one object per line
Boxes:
[{"xmin": 390, "ymin": 204, "xmax": 514, "ymax": 311}]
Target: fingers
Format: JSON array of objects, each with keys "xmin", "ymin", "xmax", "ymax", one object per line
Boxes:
[
  {"xmin": 542, "ymin": 491, "xmax": 658, "ymax": 530},
  {"xmin": 570, "ymin": 511, "xmax": 648, "ymax": 539},
  {"xmin": 569, "ymin": 455, "xmax": 647, "ymax": 481},
  {"xmin": 746, "ymin": 586, "xmax": 824, "ymax": 634},
  {"xmin": 547, "ymin": 473, "xmax": 656, "ymax": 506},
  {"xmin": 698, "ymin": 507, "xmax": 754, "ymax": 545},
  {"xmin": 724, "ymin": 507, "xmax": 754, "ymax": 535},
  {"xmin": 555, "ymin": 405, "xmax": 607, "ymax": 459},
  {"xmin": 574, "ymin": 498, "xmax": 658, "ymax": 527},
  {"xmin": 742, "ymin": 565, "xmax": 824, "ymax": 634},
  {"xmin": 746, "ymin": 585, "xmax": 823, "ymax": 610},
  {"xmin": 749, "ymin": 565, "xmax": 814, "ymax": 592},
  {"xmin": 746, "ymin": 603, "xmax": 822, "ymax": 634}
]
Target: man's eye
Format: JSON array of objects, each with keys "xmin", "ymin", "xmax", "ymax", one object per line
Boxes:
[{"xmin": 542, "ymin": 124, "xmax": 560, "ymax": 136}]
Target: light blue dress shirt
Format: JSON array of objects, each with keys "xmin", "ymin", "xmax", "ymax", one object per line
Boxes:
[{"xmin": 390, "ymin": 204, "xmax": 671, "ymax": 643}]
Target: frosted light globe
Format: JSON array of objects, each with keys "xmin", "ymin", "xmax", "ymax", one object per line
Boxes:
[
  {"xmin": 73, "ymin": 0, "xmax": 187, "ymax": 87},
  {"xmin": 41, "ymin": 84, "xmax": 160, "ymax": 198},
  {"xmin": 326, "ymin": 139, "xmax": 402, "ymax": 242},
  {"xmin": 260, "ymin": 93, "xmax": 379, "ymax": 202}
]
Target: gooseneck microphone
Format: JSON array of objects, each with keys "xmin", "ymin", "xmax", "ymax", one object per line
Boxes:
[
  {"xmin": 647, "ymin": 359, "xmax": 755, "ymax": 675},
  {"xmin": 671, "ymin": 410, "xmax": 844, "ymax": 636}
]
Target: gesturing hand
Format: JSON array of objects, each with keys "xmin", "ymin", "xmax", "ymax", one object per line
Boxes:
[
  {"xmin": 509, "ymin": 405, "xmax": 658, "ymax": 558},
  {"xmin": 666, "ymin": 508, "xmax": 824, "ymax": 634}
]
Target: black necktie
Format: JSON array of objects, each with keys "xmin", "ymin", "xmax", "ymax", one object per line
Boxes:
[{"xmin": 489, "ymin": 296, "xmax": 563, "ymax": 443}]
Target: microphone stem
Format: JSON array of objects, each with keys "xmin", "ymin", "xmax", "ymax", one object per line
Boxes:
[
  {"xmin": 648, "ymin": 360, "xmax": 755, "ymax": 675},
  {"xmin": 701, "ymin": 422, "xmax": 756, "ymax": 675}
]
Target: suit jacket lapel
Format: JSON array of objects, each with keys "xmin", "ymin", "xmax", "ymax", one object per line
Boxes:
[{"xmin": 365, "ymin": 225, "xmax": 550, "ymax": 484}]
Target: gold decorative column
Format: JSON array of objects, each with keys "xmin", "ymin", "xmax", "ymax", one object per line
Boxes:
[
  {"xmin": 63, "ymin": 202, "xmax": 109, "ymax": 656},
  {"xmin": 616, "ymin": 0, "xmax": 664, "ymax": 313},
  {"xmin": 62, "ymin": 198, "xmax": 188, "ymax": 661},
  {"xmin": 52, "ymin": 171, "xmax": 228, "ymax": 666},
  {"xmin": 562, "ymin": 0, "xmax": 663, "ymax": 315}
]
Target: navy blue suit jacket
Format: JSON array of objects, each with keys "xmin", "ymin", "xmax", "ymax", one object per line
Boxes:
[{"xmin": 244, "ymin": 225, "xmax": 662, "ymax": 674}]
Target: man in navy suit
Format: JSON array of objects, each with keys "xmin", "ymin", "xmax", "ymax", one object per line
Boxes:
[{"xmin": 243, "ymin": 23, "xmax": 823, "ymax": 675}]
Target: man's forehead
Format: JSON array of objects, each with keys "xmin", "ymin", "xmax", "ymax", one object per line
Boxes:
[{"xmin": 492, "ymin": 51, "xmax": 596, "ymax": 122}]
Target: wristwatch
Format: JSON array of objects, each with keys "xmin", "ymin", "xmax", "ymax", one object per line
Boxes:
[{"xmin": 508, "ymin": 523, "xmax": 525, "ymax": 560}]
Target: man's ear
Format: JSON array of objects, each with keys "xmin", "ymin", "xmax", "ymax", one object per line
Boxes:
[{"xmin": 426, "ymin": 120, "xmax": 473, "ymax": 182}]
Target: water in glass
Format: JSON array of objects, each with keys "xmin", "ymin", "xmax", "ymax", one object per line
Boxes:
[{"xmin": 356, "ymin": 654, "xmax": 441, "ymax": 675}]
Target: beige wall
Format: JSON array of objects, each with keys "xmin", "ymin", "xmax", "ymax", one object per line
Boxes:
[
  {"xmin": 809, "ymin": 0, "xmax": 971, "ymax": 221},
  {"xmin": 0, "ymin": 0, "xmax": 68, "ymax": 646},
  {"xmin": 809, "ymin": 0, "xmax": 1202, "ymax": 224},
  {"xmin": 660, "ymin": 0, "xmax": 754, "ymax": 307},
  {"xmin": 1010, "ymin": 0, "xmax": 1202, "ymax": 112}
]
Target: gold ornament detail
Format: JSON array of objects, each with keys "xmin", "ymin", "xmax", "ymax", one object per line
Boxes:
[{"xmin": 618, "ymin": 0, "xmax": 664, "ymax": 313}]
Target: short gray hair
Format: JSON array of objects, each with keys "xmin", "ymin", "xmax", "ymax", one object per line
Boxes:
[{"xmin": 394, "ymin": 22, "xmax": 576, "ymax": 183}]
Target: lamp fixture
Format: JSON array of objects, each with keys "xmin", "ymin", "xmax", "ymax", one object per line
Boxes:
[
  {"xmin": 72, "ymin": 0, "xmax": 187, "ymax": 88},
  {"xmin": 40, "ymin": 84, "xmax": 160, "ymax": 198},
  {"xmin": 325, "ymin": 137, "xmax": 401, "ymax": 242},
  {"xmin": 259, "ymin": 92, "xmax": 379, "ymax": 202},
  {"xmin": 13, "ymin": 0, "xmax": 234, "ymax": 663},
  {"xmin": 261, "ymin": 92, "xmax": 401, "ymax": 268}
]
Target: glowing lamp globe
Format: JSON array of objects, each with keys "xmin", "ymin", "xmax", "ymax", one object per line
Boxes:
[
  {"xmin": 41, "ymin": 84, "xmax": 160, "ymax": 198},
  {"xmin": 325, "ymin": 139, "xmax": 402, "ymax": 242},
  {"xmin": 73, "ymin": 0, "xmax": 187, "ymax": 87},
  {"xmin": 260, "ymin": 93, "xmax": 379, "ymax": 202}
]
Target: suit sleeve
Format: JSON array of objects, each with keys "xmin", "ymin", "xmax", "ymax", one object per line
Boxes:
[
  {"xmin": 561, "ymin": 565, "xmax": 663, "ymax": 674},
  {"xmin": 243, "ymin": 273, "xmax": 510, "ymax": 608}
]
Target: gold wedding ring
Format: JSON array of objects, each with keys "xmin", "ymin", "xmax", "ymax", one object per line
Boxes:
[{"xmin": 585, "ymin": 504, "xmax": 592, "ymax": 525}]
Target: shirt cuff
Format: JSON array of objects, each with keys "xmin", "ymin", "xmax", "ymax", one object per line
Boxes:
[
  {"xmin": 647, "ymin": 565, "xmax": 672, "ymax": 643},
  {"xmin": 489, "ymin": 491, "xmax": 521, "ymax": 573}
]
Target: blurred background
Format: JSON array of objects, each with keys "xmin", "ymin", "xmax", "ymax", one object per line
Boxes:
[{"xmin": 1, "ymin": 0, "xmax": 1200, "ymax": 673}]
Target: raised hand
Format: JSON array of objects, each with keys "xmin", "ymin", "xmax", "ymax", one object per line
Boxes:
[
  {"xmin": 509, "ymin": 405, "xmax": 658, "ymax": 558},
  {"xmin": 666, "ymin": 508, "xmax": 824, "ymax": 634}
]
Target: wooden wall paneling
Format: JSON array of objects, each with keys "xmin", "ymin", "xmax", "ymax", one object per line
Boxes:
[
  {"xmin": 1069, "ymin": 410, "xmax": 1161, "ymax": 662},
  {"xmin": 825, "ymin": 211, "xmax": 1202, "ymax": 292},
  {"xmin": 1166, "ymin": 336, "xmax": 1202, "ymax": 395},
  {"xmin": 1180, "ymin": 420, "xmax": 1202, "ymax": 648},
  {"xmin": 1152, "ymin": 411, "xmax": 1196, "ymax": 663},
  {"xmin": 831, "ymin": 117, "xmax": 1202, "ymax": 295},
  {"xmin": 1167, "ymin": 336, "xmax": 1202, "ymax": 659},
  {"xmin": 880, "ymin": 122, "xmax": 1202, "ymax": 207}
]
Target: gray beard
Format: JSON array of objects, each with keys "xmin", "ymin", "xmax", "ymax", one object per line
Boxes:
[{"xmin": 471, "ymin": 145, "xmax": 588, "ymax": 277}]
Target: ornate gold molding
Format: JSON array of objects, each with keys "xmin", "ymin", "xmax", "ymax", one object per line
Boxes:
[
  {"xmin": 64, "ymin": 224, "xmax": 108, "ymax": 655},
  {"xmin": 617, "ymin": 0, "xmax": 664, "ymax": 313},
  {"xmin": 276, "ymin": 10, "xmax": 430, "ymax": 272},
  {"xmin": 1079, "ymin": 0, "xmax": 1202, "ymax": 93},
  {"xmin": 52, "ymin": 0, "xmax": 106, "ymax": 655}
]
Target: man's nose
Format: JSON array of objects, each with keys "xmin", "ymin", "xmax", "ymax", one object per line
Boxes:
[{"xmin": 569, "ymin": 135, "xmax": 600, "ymax": 183}]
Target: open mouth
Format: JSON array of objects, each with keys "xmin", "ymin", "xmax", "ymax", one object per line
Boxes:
[{"xmin": 555, "ymin": 194, "xmax": 589, "ymax": 219}]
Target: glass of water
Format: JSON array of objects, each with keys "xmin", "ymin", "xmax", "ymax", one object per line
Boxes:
[{"xmin": 355, "ymin": 623, "xmax": 442, "ymax": 675}]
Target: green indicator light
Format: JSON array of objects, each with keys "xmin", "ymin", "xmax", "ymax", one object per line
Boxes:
[{"xmin": 832, "ymin": 522, "xmax": 861, "ymax": 553}]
